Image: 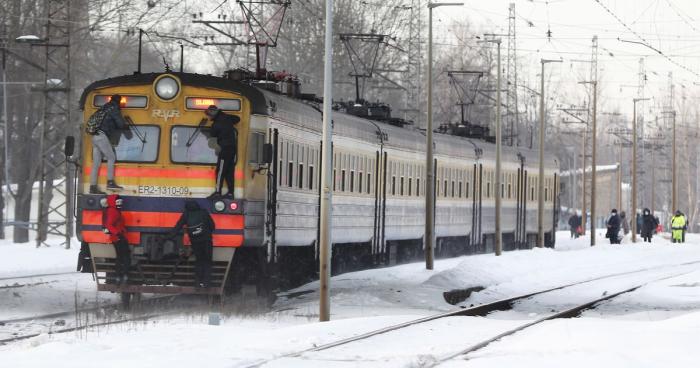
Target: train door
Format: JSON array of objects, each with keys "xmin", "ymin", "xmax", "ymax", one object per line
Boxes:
[{"xmin": 470, "ymin": 163, "xmax": 483, "ymax": 252}]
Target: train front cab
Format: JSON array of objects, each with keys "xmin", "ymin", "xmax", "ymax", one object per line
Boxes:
[{"xmin": 75, "ymin": 73, "xmax": 254, "ymax": 297}]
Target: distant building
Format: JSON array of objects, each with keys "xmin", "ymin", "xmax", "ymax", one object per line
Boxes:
[{"xmin": 559, "ymin": 164, "xmax": 629, "ymax": 228}]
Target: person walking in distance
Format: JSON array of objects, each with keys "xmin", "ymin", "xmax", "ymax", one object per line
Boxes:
[
  {"xmin": 606, "ymin": 209, "xmax": 622, "ymax": 244},
  {"xmin": 671, "ymin": 210, "xmax": 686, "ymax": 244},
  {"xmin": 568, "ymin": 213, "xmax": 580, "ymax": 239},
  {"xmin": 103, "ymin": 194, "xmax": 130, "ymax": 284},
  {"xmin": 620, "ymin": 211, "xmax": 630, "ymax": 236},
  {"xmin": 640, "ymin": 208, "xmax": 658, "ymax": 243},
  {"xmin": 88, "ymin": 94, "xmax": 131, "ymax": 194},
  {"xmin": 204, "ymin": 105, "xmax": 240, "ymax": 198},
  {"xmin": 168, "ymin": 200, "xmax": 216, "ymax": 288}
]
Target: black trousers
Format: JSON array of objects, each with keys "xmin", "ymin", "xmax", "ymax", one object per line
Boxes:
[
  {"xmin": 191, "ymin": 238, "xmax": 213, "ymax": 286},
  {"xmin": 113, "ymin": 236, "xmax": 131, "ymax": 276},
  {"xmin": 215, "ymin": 146, "xmax": 236, "ymax": 194}
]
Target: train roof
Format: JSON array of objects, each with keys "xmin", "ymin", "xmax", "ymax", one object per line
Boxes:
[{"xmin": 80, "ymin": 72, "xmax": 558, "ymax": 171}]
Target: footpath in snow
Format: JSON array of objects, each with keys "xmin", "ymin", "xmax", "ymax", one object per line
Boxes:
[{"xmin": 1, "ymin": 231, "xmax": 700, "ymax": 367}]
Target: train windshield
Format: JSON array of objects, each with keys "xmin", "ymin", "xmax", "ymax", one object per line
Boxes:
[
  {"xmin": 113, "ymin": 125, "xmax": 160, "ymax": 162},
  {"xmin": 170, "ymin": 126, "xmax": 217, "ymax": 164}
]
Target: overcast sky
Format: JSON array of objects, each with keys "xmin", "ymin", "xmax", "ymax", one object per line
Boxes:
[{"xmin": 432, "ymin": 0, "xmax": 700, "ymax": 120}]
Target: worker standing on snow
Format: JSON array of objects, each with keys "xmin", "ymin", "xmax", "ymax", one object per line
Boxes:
[{"xmin": 671, "ymin": 210, "xmax": 686, "ymax": 244}]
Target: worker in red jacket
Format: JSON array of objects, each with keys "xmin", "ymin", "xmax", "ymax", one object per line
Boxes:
[{"xmin": 103, "ymin": 194, "xmax": 130, "ymax": 284}]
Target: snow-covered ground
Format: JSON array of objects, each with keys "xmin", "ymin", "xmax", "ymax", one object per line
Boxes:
[{"xmin": 2, "ymin": 230, "xmax": 700, "ymax": 367}]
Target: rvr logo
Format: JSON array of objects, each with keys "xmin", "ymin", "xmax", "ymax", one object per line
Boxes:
[{"xmin": 152, "ymin": 109, "xmax": 181, "ymax": 120}]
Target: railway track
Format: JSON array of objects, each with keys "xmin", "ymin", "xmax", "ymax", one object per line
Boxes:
[
  {"xmin": 0, "ymin": 271, "xmax": 78, "ymax": 283},
  {"xmin": 243, "ymin": 260, "xmax": 700, "ymax": 367},
  {"xmin": 0, "ymin": 294, "xmax": 210, "ymax": 345}
]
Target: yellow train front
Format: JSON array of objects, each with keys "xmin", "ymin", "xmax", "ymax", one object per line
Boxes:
[{"xmin": 76, "ymin": 72, "xmax": 269, "ymax": 298}]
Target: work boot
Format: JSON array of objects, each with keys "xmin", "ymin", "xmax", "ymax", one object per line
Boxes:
[
  {"xmin": 89, "ymin": 185, "xmax": 105, "ymax": 194},
  {"xmin": 107, "ymin": 180, "xmax": 123, "ymax": 190},
  {"xmin": 223, "ymin": 191, "xmax": 234, "ymax": 199},
  {"xmin": 207, "ymin": 191, "xmax": 221, "ymax": 199}
]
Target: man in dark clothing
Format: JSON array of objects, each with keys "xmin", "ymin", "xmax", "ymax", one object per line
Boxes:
[
  {"xmin": 640, "ymin": 208, "xmax": 658, "ymax": 243},
  {"xmin": 169, "ymin": 200, "xmax": 216, "ymax": 287},
  {"xmin": 89, "ymin": 94, "xmax": 131, "ymax": 194},
  {"xmin": 205, "ymin": 105, "xmax": 240, "ymax": 198},
  {"xmin": 606, "ymin": 209, "xmax": 621, "ymax": 244},
  {"xmin": 568, "ymin": 213, "xmax": 581, "ymax": 238},
  {"xmin": 103, "ymin": 194, "xmax": 130, "ymax": 284}
]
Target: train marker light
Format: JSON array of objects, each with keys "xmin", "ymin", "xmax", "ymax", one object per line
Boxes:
[
  {"xmin": 229, "ymin": 202, "xmax": 238, "ymax": 211},
  {"xmin": 214, "ymin": 200, "xmax": 225, "ymax": 212},
  {"xmin": 155, "ymin": 76, "xmax": 179, "ymax": 100}
]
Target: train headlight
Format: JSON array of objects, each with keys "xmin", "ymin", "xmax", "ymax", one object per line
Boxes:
[
  {"xmin": 155, "ymin": 76, "xmax": 179, "ymax": 100},
  {"xmin": 99, "ymin": 197, "xmax": 108, "ymax": 208},
  {"xmin": 213, "ymin": 200, "xmax": 225, "ymax": 212}
]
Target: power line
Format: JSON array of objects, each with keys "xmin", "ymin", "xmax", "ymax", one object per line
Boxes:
[{"xmin": 592, "ymin": 0, "xmax": 700, "ymax": 79}]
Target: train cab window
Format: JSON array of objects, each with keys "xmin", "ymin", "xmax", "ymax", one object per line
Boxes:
[
  {"xmin": 298, "ymin": 164, "xmax": 304, "ymax": 189},
  {"xmin": 113, "ymin": 125, "xmax": 160, "ymax": 163},
  {"xmin": 169, "ymin": 125, "xmax": 220, "ymax": 164},
  {"xmin": 309, "ymin": 166, "xmax": 314, "ymax": 191}
]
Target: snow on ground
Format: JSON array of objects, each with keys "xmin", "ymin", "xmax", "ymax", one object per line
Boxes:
[
  {"xmin": 2, "ymin": 230, "xmax": 700, "ymax": 367},
  {"xmin": 0, "ymin": 236, "xmax": 79, "ymax": 278}
]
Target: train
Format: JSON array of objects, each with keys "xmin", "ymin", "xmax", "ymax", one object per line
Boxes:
[{"xmin": 71, "ymin": 68, "xmax": 559, "ymax": 303}]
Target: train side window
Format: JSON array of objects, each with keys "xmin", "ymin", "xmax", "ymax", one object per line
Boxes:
[
  {"xmin": 309, "ymin": 166, "xmax": 314, "ymax": 190},
  {"xmin": 298, "ymin": 163, "xmax": 304, "ymax": 189},
  {"xmin": 408, "ymin": 178, "xmax": 412, "ymax": 196},
  {"xmin": 367, "ymin": 173, "xmax": 372, "ymax": 195},
  {"xmin": 400, "ymin": 177, "xmax": 404, "ymax": 196},
  {"xmin": 341, "ymin": 169, "xmax": 346, "ymax": 192},
  {"xmin": 333, "ymin": 169, "xmax": 337, "ymax": 191},
  {"xmin": 350, "ymin": 171, "xmax": 355, "ymax": 192},
  {"xmin": 459, "ymin": 182, "xmax": 463, "ymax": 198},
  {"xmin": 487, "ymin": 182, "xmax": 491, "ymax": 198},
  {"xmin": 451, "ymin": 181, "xmax": 455, "ymax": 198},
  {"xmin": 444, "ymin": 180, "xmax": 448, "ymax": 198},
  {"xmin": 466, "ymin": 182, "xmax": 470, "ymax": 199},
  {"xmin": 416, "ymin": 178, "xmax": 420, "ymax": 197},
  {"xmin": 392, "ymin": 176, "xmax": 396, "ymax": 196},
  {"xmin": 359, "ymin": 172, "xmax": 363, "ymax": 193},
  {"xmin": 288, "ymin": 162, "xmax": 294, "ymax": 188}
]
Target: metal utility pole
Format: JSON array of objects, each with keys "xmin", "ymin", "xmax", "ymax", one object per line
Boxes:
[
  {"xmin": 319, "ymin": 0, "xmax": 334, "ymax": 322},
  {"xmin": 580, "ymin": 81, "xmax": 597, "ymax": 245},
  {"xmin": 661, "ymin": 110, "xmax": 677, "ymax": 213},
  {"xmin": 426, "ymin": 1, "xmax": 463, "ymax": 269},
  {"xmin": 631, "ymin": 97, "xmax": 650, "ymax": 242},
  {"xmin": 581, "ymin": 128, "xmax": 587, "ymax": 235},
  {"xmin": 506, "ymin": 3, "xmax": 519, "ymax": 146},
  {"xmin": 538, "ymin": 58, "xmax": 561, "ymax": 248},
  {"xmin": 31, "ymin": 0, "xmax": 73, "ymax": 248},
  {"xmin": 480, "ymin": 35, "xmax": 502, "ymax": 255}
]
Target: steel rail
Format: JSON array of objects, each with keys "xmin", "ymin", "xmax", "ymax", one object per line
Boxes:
[{"xmin": 244, "ymin": 259, "xmax": 700, "ymax": 367}]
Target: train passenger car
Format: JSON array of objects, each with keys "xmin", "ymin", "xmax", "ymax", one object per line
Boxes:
[{"xmin": 74, "ymin": 70, "xmax": 559, "ymax": 300}]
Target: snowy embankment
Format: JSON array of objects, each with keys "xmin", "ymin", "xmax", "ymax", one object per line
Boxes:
[
  {"xmin": 0, "ymin": 237, "xmax": 79, "ymax": 279},
  {"xmin": 2, "ymin": 231, "xmax": 700, "ymax": 367}
]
